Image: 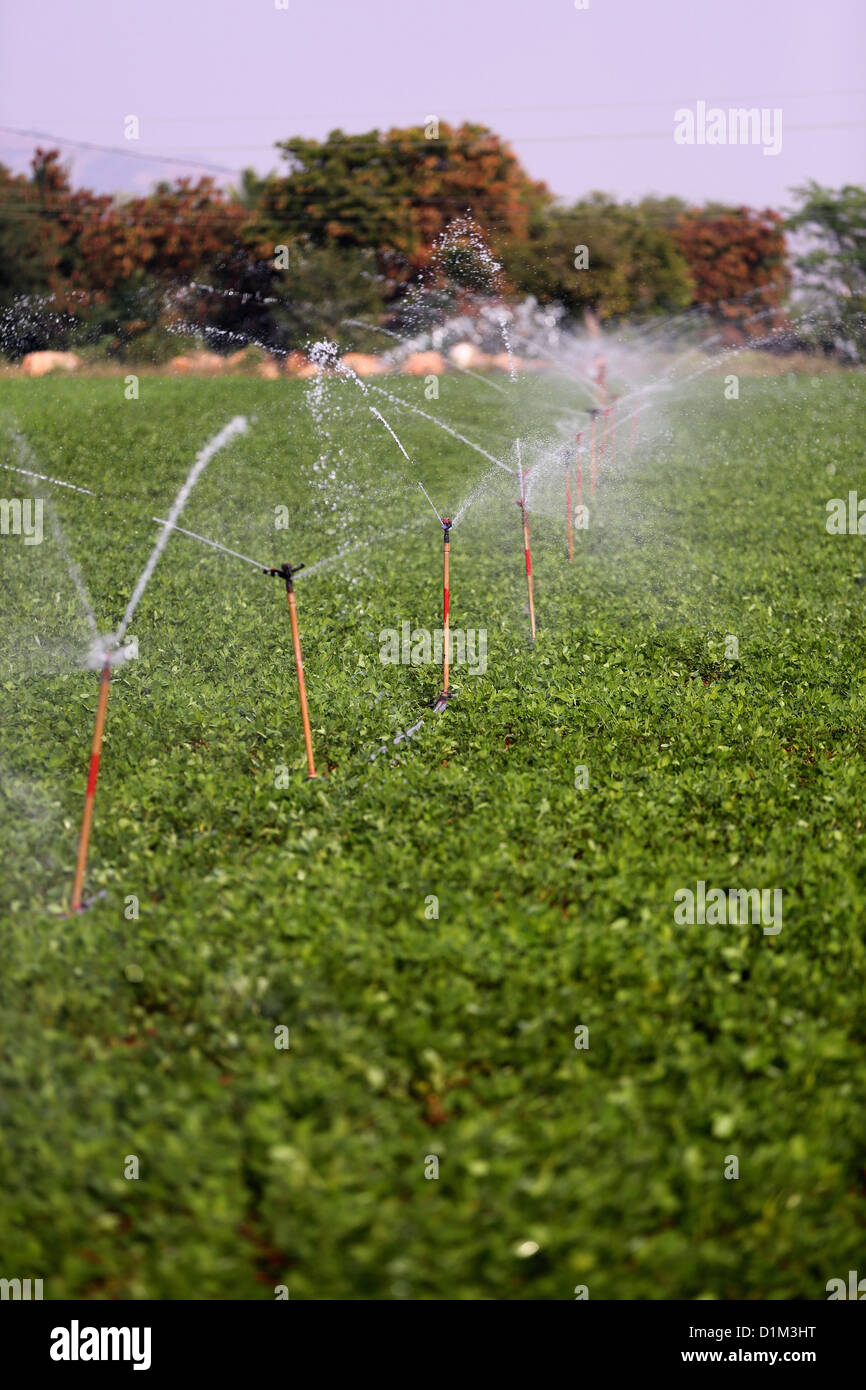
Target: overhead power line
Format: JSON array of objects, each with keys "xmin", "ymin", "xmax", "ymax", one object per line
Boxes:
[
  {"xmin": 0, "ymin": 127, "xmax": 240, "ymax": 176},
  {"xmin": 12, "ymin": 89, "xmax": 866, "ymax": 125},
  {"xmin": 2, "ymin": 114, "xmax": 865, "ymax": 177}
]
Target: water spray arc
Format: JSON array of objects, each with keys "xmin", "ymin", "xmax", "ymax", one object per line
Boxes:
[
  {"xmin": 264, "ymin": 562, "xmax": 319, "ymax": 780},
  {"xmin": 367, "ymin": 404, "xmax": 458, "ymax": 707},
  {"xmin": 115, "ymin": 416, "xmax": 248, "ymax": 644},
  {"xmin": 153, "ymin": 518, "xmax": 268, "ymax": 571},
  {"xmin": 66, "ymin": 414, "xmax": 249, "ymax": 910}
]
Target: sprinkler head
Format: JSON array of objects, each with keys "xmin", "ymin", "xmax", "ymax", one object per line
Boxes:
[
  {"xmin": 433, "ymin": 689, "xmax": 456, "ymax": 712},
  {"xmin": 60, "ymin": 889, "xmax": 107, "ymax": 919},
  {"xmin": 264, "ymin": 561, "xmax": 306, "ymax": 592},
  {"xmin": 442, "ymin": 517, "xmax": 452, "ymax": 537}
]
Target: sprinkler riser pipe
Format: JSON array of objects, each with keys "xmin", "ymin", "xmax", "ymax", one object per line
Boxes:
[
  {"xmin": 442, "ymin": 527, "xmax": 451, "ymax": 696},
  {"xmin": 70, "ymin": 658, "xmax": 112, "ymax": 911},
  {"xmin": 286, "ymin": 588, "xmax": 318, "ymax": 779},
  {"xmin": 519, "ymin": 503, "xmax": 537, "ymax": 642},
  {"xmin": 589, "ymin": 412, "xmax": 598, "ymax": 496},
  {"xmin": 576, "ymin": 430, "xmax": 584, "ymax": 520},
  {"xmin": 264, "ymin": 563, "xmax": 318, "ymax": 779}
]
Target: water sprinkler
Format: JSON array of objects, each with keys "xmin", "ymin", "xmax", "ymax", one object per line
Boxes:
[
  {"xmin": 264, "ymin": 562, "xmax": 319, "ymax": 780},
  {"xmin": 594, "ymin": 354, "xmax": 608, "ymax": 406},
  {"xmin": 575, "ymin": 430, "xmax": 584, "ymax": 543},
  {"xmin": 70, "ymin": 655, "xmax": 112, "ymax": 911},
  {"xmin": 515, "ymin": 441, "xmax": 536, "ymax": 643},
  {"xmin": 65, "ymin": 417, "xmax": 247, "ymax": 909},
  {"xmin": 439, "ymin": 517, "xmax": 455, "ymax": 704},
  {"xmin": 516, "ymin": 495, "xmax": 537, "ymax": 643}
]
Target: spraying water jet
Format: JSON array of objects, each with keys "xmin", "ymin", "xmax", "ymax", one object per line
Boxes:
[{"xmin": 67, "ymin": 415, "xmax": 249, "ymax": 909}]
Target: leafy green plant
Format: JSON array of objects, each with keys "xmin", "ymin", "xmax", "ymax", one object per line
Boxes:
[{"xmin": 0, "ymin": 373, "xmax": 864, "ymax": 1299}]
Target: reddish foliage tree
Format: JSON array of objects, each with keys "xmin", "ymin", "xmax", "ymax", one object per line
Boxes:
[
  {"xmin": 671, "ymin": 206, "xmax": 790, "ymax": 341},
  {"xmin": 18, "ymin": 150, "xmax": 253, "ymax": 297},
  {"xmin": 0, "ymin": 150, "xmax": 262, "ymax": 350}
]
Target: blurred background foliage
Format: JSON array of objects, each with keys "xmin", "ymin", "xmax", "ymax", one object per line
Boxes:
[{"xmin": 0, "ymin": 126, "xmax": 861, "ymax": 361}]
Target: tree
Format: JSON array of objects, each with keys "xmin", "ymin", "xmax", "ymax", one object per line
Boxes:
[
  {"xmin": 501, "ymin": 194, "xmax": 694, "ymax": 322},
  {"xmin": 92, "ymin": 178, "xmax": 257, "ymax": 354},
  {"xmin": 0, "ymin": 152, "xmax": 261, "ymax": 356},
  {"xmin": 787, "ymin": 182, "xmax": 866, "ymax": 358},
  {"xmin": 670, "ymin": 206, "xmax": 789, "ymax": 340},
  {"xmin": 0, "ymin": 153, "xmax": 83, "ymax": 354},
  {"xmin": 246, "ymin": 124, "xmax": 550, "ymax": 294},
  {"xmin": 635, "ymin": 195, "xmax": 690, "ymax": 230},
  {"xmin": 0, "ymin": 164, "xmax": 59, "ymax": 299}
]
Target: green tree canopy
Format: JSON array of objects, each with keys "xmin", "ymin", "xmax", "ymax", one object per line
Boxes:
[
  {"xmin": 787, "ymin": 181, "xmax": 866, "ymax": 356},
  {"xmin": 244, "ymin": 124, "xmax": 550, "ymax": 293},
  {"xmin": 502, "ymin": 194, "xmax": 694, "ymax": 322}
]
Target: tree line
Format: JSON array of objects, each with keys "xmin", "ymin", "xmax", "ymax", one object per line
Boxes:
[{"xmin": 0, "ymin": 123, "xmax": 861, "ymax": 361}]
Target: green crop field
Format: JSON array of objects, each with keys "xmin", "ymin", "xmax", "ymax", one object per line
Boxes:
[{"xmin": 1, "ymin": 371, "xmax": 865, "ymax": 1300}]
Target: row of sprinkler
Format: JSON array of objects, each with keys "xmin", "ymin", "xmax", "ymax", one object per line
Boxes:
[
  {"xmin": 70, "ymin": 400, "xmax": 641, "ymax": 912},
  {"xmin": 69, "ymin": 543, "xmax": 431, "ymax": 908}
]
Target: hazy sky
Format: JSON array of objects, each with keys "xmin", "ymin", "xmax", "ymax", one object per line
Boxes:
[{"xmin": 1, "ymin": 0, "xmax": 863, "ymax": 212}]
